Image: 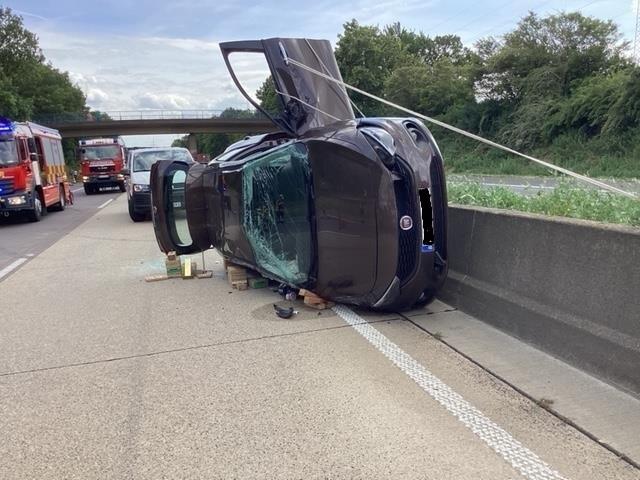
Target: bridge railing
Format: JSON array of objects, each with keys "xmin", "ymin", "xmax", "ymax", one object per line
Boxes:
[{"xmin": 33, "ymin": 109, "xmax": 265, "ymax": 124}]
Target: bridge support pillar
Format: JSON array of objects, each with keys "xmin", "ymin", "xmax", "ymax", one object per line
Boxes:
[{"xmin": 186, "ymin": 133, "xmax": 198, "ymax": 155}]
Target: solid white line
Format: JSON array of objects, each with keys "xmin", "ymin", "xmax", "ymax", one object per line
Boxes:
[
  {"xmin": 97, "ymin": 199, "xmax": 114, "ymax": 209},
  {"xmin": 71, "ymin": 187, "xmax": 84, "ymax": 193},
  {"xmin": 0, "ymin": 258, "xmax": 28, "ymax": 281},
  {"xmin": 332, "ymin": 304, "xmax": 568, "ymax": 480},
  {"xmin": 482, "ymin": 182, "xmax": 555, "ymax": 190}
]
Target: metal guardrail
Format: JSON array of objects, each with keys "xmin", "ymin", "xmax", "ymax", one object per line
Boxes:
[{"xmin": 33, "ymin": 109, "xmax": 265, "ymax": 124}]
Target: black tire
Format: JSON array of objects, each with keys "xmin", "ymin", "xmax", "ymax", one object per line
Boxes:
[
  {"xmin": 27, "ymin": 191, "xmax": 44, "ymax": 222},
  {"xmin": 49, "ymin": 186, "xmax": 66, "ymax": 212},
  {"xmin": 84, "ymin": 184, "xmax": 92, "ymax": 195},
  {"xmin": 128, "ymin": 199, "xmax": 146, "ymax": 222},
  {"xmin": 118, "ymin": 181, "xmax": 126, "ymax": 192}
]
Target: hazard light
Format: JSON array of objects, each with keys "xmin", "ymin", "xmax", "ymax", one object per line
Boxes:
[{"xmin": 0, "ymin": 117, "xmax": 15, "ymax": 134}]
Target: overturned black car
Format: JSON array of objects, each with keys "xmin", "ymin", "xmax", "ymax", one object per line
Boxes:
[{"xmin": 151, "ymin": 38, "xmax": 448, "ymax": 310}]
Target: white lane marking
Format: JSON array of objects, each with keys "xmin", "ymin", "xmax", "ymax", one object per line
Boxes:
[
  {"xmin": 333, "ymin": 304, "xmax": 568, "ymax": 480},
  {"xmin": 97, "ymin": 199, "xmax": 114, "ymax": 209},
  {"xmin": 71, "ymin": 187, "xmax": 84, "ymax": 193},
  {"xmin": 26, "ymin": 253, "xmax": 35, "ymax": 257},
  {"xmin": 482, "ymin": 182, "xmax": 555, "ymax": 190},
  {"xmin": 0, "ymin": 258, "xmax": 28, "ymax": 281}
]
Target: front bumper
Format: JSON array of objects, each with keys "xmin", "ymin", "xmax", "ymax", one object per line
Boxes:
[
  {"xmin": 130, "ymin": 191, "xmax": 151, "ymax": 213},
  {"xmin": 0, "ymin": 192, "xmax": 35, "ymax": 213},
  {"xmin": 84, "ymin": 174, "xmax": 124, "ymax": 186}
]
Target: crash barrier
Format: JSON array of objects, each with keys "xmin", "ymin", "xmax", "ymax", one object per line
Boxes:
[{"xmin": 440, "ymin": 205, "xmax": 640, "ymax": 397}]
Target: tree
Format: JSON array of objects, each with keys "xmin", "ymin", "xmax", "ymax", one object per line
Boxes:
[{"xmin": 0, "ymin": 8, "xmax": 86, "ymax": 120}]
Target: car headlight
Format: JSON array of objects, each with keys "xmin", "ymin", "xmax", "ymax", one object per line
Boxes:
[
  {"xmin": 133, "ymin": 184, "xmax": 150, "ymax": 193},
  {"xmin": 7, "ymin": 195, "xmax": 27, "ymax": 205}
]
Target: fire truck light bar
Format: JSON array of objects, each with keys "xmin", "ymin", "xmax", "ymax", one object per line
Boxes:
[
  {"xmin": 80, "ymin": 138, "xmax": 118, "ymax": 146},
  {"xmin": 0, "ymin": 117, "xmax": 16, "ymax": 134}
]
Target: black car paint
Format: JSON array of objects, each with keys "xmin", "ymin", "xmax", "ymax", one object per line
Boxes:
[{"xmin": 150, "ymin": 37, "xmax": 448, "ymax": 310}]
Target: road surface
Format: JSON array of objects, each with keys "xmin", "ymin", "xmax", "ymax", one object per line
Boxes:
[
  {"xmin": 1, "ymin": 196, "xmax": 639, "ymax": 479},
  {"xmin": 0, "ymin": 185, "xmax": 122, "ymax": 281}
]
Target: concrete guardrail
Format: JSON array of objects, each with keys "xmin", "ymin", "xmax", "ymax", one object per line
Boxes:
[{"xmin": 440, "ymin": 205, "xmax": 640, "ymax": 397}]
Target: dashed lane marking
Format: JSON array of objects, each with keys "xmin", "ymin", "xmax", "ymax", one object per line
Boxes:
[
  {"xmin": 0, "ymin": 258, "xmax": 28, "ymax": 281},
  {"xmin": 333, "ymin": 304, "xmax": 568, "ymax": 480},
  {"xmin": 97, "ymin": 199, "xmax": 114, "ymax": 209}
]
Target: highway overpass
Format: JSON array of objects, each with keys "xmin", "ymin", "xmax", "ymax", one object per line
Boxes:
[{"xmin": 35, "ymin": 110, "xmax": 278, "ymax": 137}]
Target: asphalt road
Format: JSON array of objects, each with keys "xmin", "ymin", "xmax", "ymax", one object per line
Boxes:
[
  {"xmin": 1, "ymin": 195, "xmax": 638, "ymax": 479},
  {"xmin": 0, "ymin": 185, "xmax": 122, "ymax": 281}
]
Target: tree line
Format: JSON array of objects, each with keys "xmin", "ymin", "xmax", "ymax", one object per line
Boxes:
[
  {"xmin": 2, "ymin": 6, "xmax": 637, "ymax": 176},
  {"xmin": 248, "ymin": 12, "xmax": 639, "ymax": 177}
]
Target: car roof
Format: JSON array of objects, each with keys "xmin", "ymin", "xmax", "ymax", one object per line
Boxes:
[{"xmin": 131, "ymin": 147, "xmax": 190, "ymax": 153}]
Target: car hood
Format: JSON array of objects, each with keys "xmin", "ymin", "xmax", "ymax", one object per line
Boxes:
[
  {"xmin": 219, "ymin": 38, "xmax": 355, "ymax": 136},
  {"xmin": 131, "ymin": 171, "xmax": 150, "ymax": 186}
]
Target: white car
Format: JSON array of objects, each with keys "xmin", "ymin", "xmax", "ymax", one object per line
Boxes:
[{"xmin": 123, "ymin": 147, "xmax": 194, "ymax": 222}]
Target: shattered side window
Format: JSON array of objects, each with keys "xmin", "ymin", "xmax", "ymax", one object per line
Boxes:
[{"xmin": 242, "ymin": 142, "xmax": 312, "ymax": 284}]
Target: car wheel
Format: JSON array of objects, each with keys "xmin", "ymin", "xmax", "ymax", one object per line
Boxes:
[
  {"xmin": 128, "ymin": 199, "xmax": 145, "ymax": 222},
  {"xmin": 118, "ymin": 181, "xmax": 126, "ymax": 193},
  {"xmin": 50, "ymin": 186, "xmax": 66, "ymax": 212},
  {"xmin": 84, "ymin": 184, "xmax": 92, "ymax": 195},
  {"xmin": 27, "ymin": 191, "xmax": 43, "ymax": 222}
]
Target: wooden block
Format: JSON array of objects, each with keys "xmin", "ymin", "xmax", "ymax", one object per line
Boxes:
[
  {"xmin": 182, "ymin": 258, "xmax": 193, "ymax": 278},
  {"xmin": 145, "ymin": 274, "xmax": 169, "ymax": 282},
  {"xmin": 303, "ymin": 298, "xmax": 335, "ymax": 310},
  {"xmin": 233, "ymin": 280, "xmax": 248, "ymax": 291}
]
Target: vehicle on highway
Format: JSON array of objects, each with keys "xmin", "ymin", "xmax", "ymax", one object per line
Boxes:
[
  {"xmin": 123, "ymin": 147, "xmax": 194, "ymax": 222},
  {"xmin": 150, "ymin": 38, "xmax": 448, "ymax": 310},
  {"xmin": 78, "ymin": 137, "xmax": 127, "ymax": 194},
  {"xmin": 0, "ymin": 117, "xmax": 71, "ymax": 222}
]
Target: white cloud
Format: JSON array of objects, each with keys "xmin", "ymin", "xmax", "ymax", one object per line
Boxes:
[
  {"xmin": 34, "ymin": 28, "xmax": 262, "ymax": 113},
  {"xmin": 134, "ymin": 92, "xmax": 192, "ymax": 110},
  {"xmin": 86, "ymin": 88, "xmax": 109, "ymax": 106},
  {"xmin": 142, "ymin": 36, "xmax": 219, "ymax": 52}
]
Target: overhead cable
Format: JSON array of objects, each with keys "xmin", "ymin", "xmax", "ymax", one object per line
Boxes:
[{"xmin": 285, "ymin": 57, "xmax": 638, "ymax": 200}]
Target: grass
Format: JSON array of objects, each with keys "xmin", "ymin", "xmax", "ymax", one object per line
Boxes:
[
  {"xmin": 448, "ymin": 181, "xmax": 640, "ymax": 227},
  {"xmin": 437, "ymin": 129, "xmax": 640, "ymax": 178}
]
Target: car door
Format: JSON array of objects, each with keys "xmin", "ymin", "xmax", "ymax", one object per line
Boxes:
[
  {"xmin": 219, "ymin": 38, "xmax": 355, "ymax": 136},
  {"xmin": 150, "ymin": 160, "xmax": 211, "ymax": 255}
]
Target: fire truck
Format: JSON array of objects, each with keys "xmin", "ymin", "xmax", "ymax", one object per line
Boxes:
[
  {"xmin": 0, "ymin": 117, "xmax": 71, "ymax": 222},
  {"xmin": 78, "ymin": 137, "xmax": 126, "ymax": 194}
]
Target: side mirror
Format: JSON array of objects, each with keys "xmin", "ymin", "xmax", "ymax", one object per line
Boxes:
[{"xmin": 121, "ymin": 168, "xmax": 130, "ymax": 176}]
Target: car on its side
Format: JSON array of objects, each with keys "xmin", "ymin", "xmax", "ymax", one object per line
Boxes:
[
  {"xmin": 123, "ymin": 147, "xmax": 194, "ymax": 222},
  {"xmin": 150, "ymin": 38, "xmax": 448, "ymax": 310}
]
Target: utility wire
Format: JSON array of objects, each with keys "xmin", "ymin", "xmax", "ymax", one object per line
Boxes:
[{"xmin": 285, "ymin": 57, "xmax": 638, "ymax": 200}]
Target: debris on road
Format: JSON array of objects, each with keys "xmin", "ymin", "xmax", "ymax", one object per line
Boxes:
[
  {"xmin": 145, "ymin": 252, "xmax": 213, "ymax": 282},
  {"xmin": 249, "ymin": 277, "xmax": 268, "ymax": 289},
  {"xmin": 144, "ymin": 274, "xmax": 169, "ymax": 283},
  {"xmin": 274, "ymin": 304, "xmax": 296, "ymax": 319}
]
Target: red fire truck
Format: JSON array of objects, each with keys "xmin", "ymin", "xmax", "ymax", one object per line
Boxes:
[
  {"xmin": 0, "ymin": 117, "xmax": 71, "ymax": 222},
  {"xmin": 78, "ymin": 137, "xmax": 126, "ymax": 194}
]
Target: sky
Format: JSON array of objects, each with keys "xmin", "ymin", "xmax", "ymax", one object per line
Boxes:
[{"xmin": 7, "ymin": 0, "xmax": 639, "ymax": 146}]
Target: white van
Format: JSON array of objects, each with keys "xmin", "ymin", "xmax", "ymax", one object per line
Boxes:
[{"xmin": 123, "ymin": 147, "xmax": 194, "ymax": 222}]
